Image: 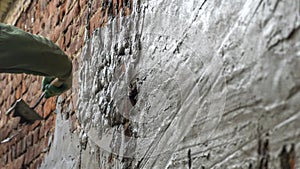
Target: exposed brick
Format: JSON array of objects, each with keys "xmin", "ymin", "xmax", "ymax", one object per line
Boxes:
[
  {"xmin": 2, "ymin": 83, "xmax": 12, "ymax": 99},
  {"xmin": 62, "ymin": 2, "xmax": 80, "ymax": 31},
  {"xmin": 0, "ymin": 109, "xmax": 7, "ymax": 128},
  {"xmin": 13, "ymin": 75, "xmax": 23, "ymax": 87},
  {"xmin": 0, "ymin": 157, "xmax": 2, "ymax": 169},
  {"xmin": 39, "ymin": 122, "xmax": 45, "ymax": 139},
  {"xmin": 11, "ymin": 144, "xmax": 16, "ymax": 160},
  {"xmin": 80, "ymin": 0, "xmax": 88, "ymax": 9},
  {"xmin": 67, "ymin": 34, "xmax": 84, "ymax": 55},
  {"xmin": 65, "ymin": 26, "xmax": 72, "ymax": 47},
  {"xmin": 26, "ymin": 134, "xmax": 33, "ymax": 148},
  {"xmin": 43, "ymin": 97, "xmax": 56, "ymax": 118},
  {"xmin": 32, "ymin": 156, "xmax": 43, "ymax": 169},
  {"xmin": 29, "ymin": 120, "xmax": 41, "ymax": 132},
  {"xmin": 65, "ymin": 0, "xmax": 74, "ymax": 14},
  {"xmin": 92, "ymin": 0, "xmax": 102, "ymax": 14},
  {"xmin": 21, "ymin": 78, "xmax": 30, "ymax": 94},
  {"xmin": 27, "ymin": 80, "xmax": 40, "ymax": 98},
  {"xmin": 33, "ymin": 143, "xmax": 43, "ymax": 159},
  {"xmin": 50, "ymin": 26, "xmax": 61, "ymax": 43},
  {"xmin": 15, "ymin": 86, "xmax": 22, "ymax": 99},
  {"xmin": 0, "ymin": 0, "xmax": 116, "ymax": 168},
  {"xmin": 19, "ymin": 126, "xmax": 29, "ymax": 139},
  {"xmin": 8, "ymin": 118, "xmax": 19, "ymax": 130},
  {"xmin": 32, "ymin": 128, "xmax": 40, "ymax": 144},
  {"xmin": 21, "ymin": 139, "xmax": 27, "ymax": 155},
  {"xmin": 14, "ymin": 155, "xmax": 25, "ymax": 169},
  {"xmin": 0, "ymin": 127, "xmax": 10, "ymax": 140},
  {"xmin": 57, "ymin": 34, "xmax": 66, "ymax": 51},
  {"xmin": 2, "ymin": 153, "xmax": 8, "ymax": 166},
  {"xmin": 16, "ymin": 141, "xmax": 23, "ymax": 157},
  {"xmin": 59, "ymin": 4, "xmax": 67, "ymax": 22},
  {"xmin": 45, "ymin": 114, "xmax": 56, "ymax": 130},
  {"xmin": 7, "ymin": 149, "xmax": 12, "ymax": 165},
  {"xmin": 24, "ymin": 146, "xmax": 34, "ymax": 165},
  {"xmin": 89, "ymin": 8, "xmax": 105, "ymax": 34},
  {"xmin": 36, "ymin": 156, "xmax": 44, "ymax": 168}
]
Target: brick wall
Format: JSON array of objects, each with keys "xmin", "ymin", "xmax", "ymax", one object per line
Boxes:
[
  {"xmin": 0, "ymin": 0, "xmax": 131, "ymax": 168},
  {"xmin": 1, "ymin": 0, "xmax": 298, "ymax": 169}
]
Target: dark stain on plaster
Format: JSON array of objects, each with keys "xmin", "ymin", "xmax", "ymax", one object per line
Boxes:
[
  {"xmin": 188, "ymin": 149, "xmax": 192, "ymax": 169},
  {"xmin": 128, "ymin": 80, "xmax": 138, "ymax": 106}
]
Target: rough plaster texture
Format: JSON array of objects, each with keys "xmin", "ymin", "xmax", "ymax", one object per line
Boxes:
[{"xmin": 42, "ymin": 0, "xmax": 300, "ymax": 168}]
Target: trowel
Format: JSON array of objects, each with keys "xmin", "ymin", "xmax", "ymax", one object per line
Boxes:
[{"xmin": 5, "ymin": 78, "xmax": 63, "ymax": 125}]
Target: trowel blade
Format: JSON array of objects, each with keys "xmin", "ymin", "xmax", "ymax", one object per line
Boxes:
[{"xmin": 8, "ymin": 99, "xmax": 43, "ymax": 124}]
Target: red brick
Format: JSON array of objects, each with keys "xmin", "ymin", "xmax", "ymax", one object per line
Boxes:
[
  {"xmin": 8, "ymin": 118, "xmax": 19, "ymax": 130},
  {"xmin": 0, "ymin": 157, "xmax": 2, "ymax": 169},
  {"xmin": 24, "ymin": 146, "xmax": 34, "ymax": 165},
  {"xmin": 2, "ymin": 84, "xmax": 11, "ymax": 100},
  {"xmin": 45, "ymin": 114, "xmax": 56, "ymax": 130},
  {"xmin": 33, "ymin": 143, "xmax": 43, "ymax": 159},
  {"xmin": 0, "ymin": 128, "xmax": 9, "ymax": 146},
  {"xmin": 13, "ymin": 75, "xmax": 23, "ymax": 87},
  {"xmin": 43, "ymin": 136, "xmax": 49, "ymax": 148},
  {"xmin": 31, "ymin": 79, "xmax": 41, "ymax": 97},
  {"xmin": 21, "ymin": 78, "xmax": 31, "ymax": 94},
  {"xmin": 50, "ymin": 26, "xmax": 61, "ymax": 42},
  {"xmin": 62, "ymin": 2, "xmax": 80, "ymax": 31},
  {"xmin": 92, "ymin": 0, "xmax": 102, "ymax": 14},
  {"xmin": 21, "ymin": 139, "xmax": 27, "ymax": 155},
  {"xmin": 0, "ymin": 96, "xmax": 3, "ymax": 106},
  {"xmin": 57, "ymin": 35, "xmax": 65, "ymax": 50},
  {"xmin": 53, "ymin": 0, "xmax": 61, "ymax": 7},
  {"xmin": 65, "ymin": 27, "xmax": 72, "ymax": 46},
  {"xmin": 15, "ymin": 86, "xmax": 22, "ymax": 99},
  {"xmin": 89, "ymin": 8, "xmax": 105, "ymax": 34},
  {"xmin": 59, "ymin": 5, "xmax": 67, "ymax": 22},
  {"xmin": 26, "ymin": 134, "xmax": 33, "ymax": 148},
  {"xmin": 32, "ymin": 128, "xmax": 40, "ymax": 144},
  {"xmin": 19, "ymin": 126, "xmax": 29, "ymax": 139},
  {"xmin": 36, "ymin": 156, "xmax": 44, "ymax": 168},
  {"xmin": 64, "ymin": 0, "xmax": 74, "ymax": 13},
  {"xmin": 16, "ymin": 140, "xmax": 23, "ymax": 157},
  {"xmin": 80, "ymin": 0, "xmax": 88, "ymax": 9},
  {"xmin": 2, "ymin": 153, "xmax": 8, "ymax": 166},
  {"xmin": 39, "ymin": 122, "xmax": 45, "ymax": 139},
  {"xmin": 43, "ymin": 97, "xmax": 56, "ymax": 118},
  {"xmin": 7, "ymin": 149, "xmax": 12, "ymax": 164},
  {"xmin": 67, "ymin": 34, "xmax": 84, "ymax": 55},
  {"xmin": 14, "ymin": 155, "xmax": 25, "ymax": 169},
  {"xmin": 11, "ymin": 146, "xmax": 17, "ymax": 161},
  {"xmin": 29, "ymin": 120, "xmax": 41, "ymax": 131},
  {"xmin": 72, "ymin": 19, "xmax": 81, "ymax": 37},
  {"xmin": 32, "ymin": 156, "xmax": 43, "ymax": 169}
]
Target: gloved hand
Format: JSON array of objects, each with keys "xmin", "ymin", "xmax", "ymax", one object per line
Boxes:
[{"xmin": 42, "ymin": 75, "xmax": 72, "ymax": 98}]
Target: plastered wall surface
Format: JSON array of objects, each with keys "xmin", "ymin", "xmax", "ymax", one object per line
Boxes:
[
  {"xmin": 1, "ymin": 0, "xmax": 299, "ymax": 169},
  {"xmin": 42, "ymin": 0, "xmax": 300, "ymax": 168}
]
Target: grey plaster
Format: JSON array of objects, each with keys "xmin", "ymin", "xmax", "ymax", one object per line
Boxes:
[{"xmin": 41, "ymin": 0, "xmax": 300, "ymax": 168}]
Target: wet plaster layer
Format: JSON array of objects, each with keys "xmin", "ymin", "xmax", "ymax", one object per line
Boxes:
[{"xmin": 42, "ymin": 0, "xmax": 300, "ymax": 168}]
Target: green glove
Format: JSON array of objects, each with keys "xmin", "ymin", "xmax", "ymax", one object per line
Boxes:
[{"xmin": 42, "ymin": 76, "xmax": 71, "ymax": 98}]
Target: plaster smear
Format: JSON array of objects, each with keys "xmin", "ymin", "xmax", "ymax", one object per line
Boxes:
[{"xmin": 42, "ymin": 0, "xmax": 300, "ymax": 168}]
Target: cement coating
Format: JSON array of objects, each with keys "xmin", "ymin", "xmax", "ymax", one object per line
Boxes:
[{"xmin": 41, "ymin": 0, "xmax": 300, "ymax": 168}]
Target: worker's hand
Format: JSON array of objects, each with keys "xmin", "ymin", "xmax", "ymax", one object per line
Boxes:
[{"xmin": 42, "ymin": 75, "xmax": 72, "ymax": 98}]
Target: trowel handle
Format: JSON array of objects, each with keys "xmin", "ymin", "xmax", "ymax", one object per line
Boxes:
[
  {"xmin": 32, "ymin": 78, "xmax": 63, "ymax": 109},
  {"xmin": 50, "ymin": 78, "xmax": 64, "ymax": 87}
]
